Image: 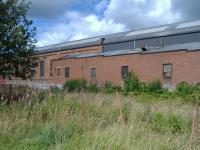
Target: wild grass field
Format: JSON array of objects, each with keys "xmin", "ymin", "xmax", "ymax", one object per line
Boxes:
[{"xmin": 0, "ymin": 90, "xmax": 199, "ymax": 150}]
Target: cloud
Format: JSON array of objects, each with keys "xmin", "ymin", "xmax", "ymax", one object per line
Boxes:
[
  {"xmin": 28, "ymin": 0, "xmax": 79, "ymax": 18},
  {"xmin": 35, "ymin": 0, "xmax": 200, "ymax": 47},
  {"xmin": 36, "ymin": 11, "xmax": 126, "ymax": 47},
  {"xmin": 171, "ymin": 0, "xmax": 200, "ymax": 21},
  {"xmin": 104, "ymin": 0, "xmax": 180, "ymax": 29}
]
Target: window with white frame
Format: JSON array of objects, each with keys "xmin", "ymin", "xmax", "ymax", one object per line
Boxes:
[
  {"xmin": 91, "ymin": 67, "xmax": 96, "ymax": 79},
  {"xmin": 163, "ymin": 64, "xmax": 172, "ymax": 78},
  {"xmin": 56, "ymin": 67, "xmax": 61, "ymax": 77}
]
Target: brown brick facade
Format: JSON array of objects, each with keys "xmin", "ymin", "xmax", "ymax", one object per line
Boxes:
[
  {"xmin": 47, "ymin": 49, "xmax": 200, "ymax": 87},
  {"xmin": 34, "ymin": 45, "xmax": 102, "ymax": 82}
]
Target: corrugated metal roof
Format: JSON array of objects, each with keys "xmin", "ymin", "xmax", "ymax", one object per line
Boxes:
[
  {"xmin": 38, "ymin": 20, "xmax": 200, "ymax": 54},
  {"xmin": 38, "ymin": 36, "xmax": 102, "ymax": 54},
  {"xmin": 138, "ymin": 42, "xmax": 200, "ymax": 54},
  {"xmin": 62, "ymin": 42, "xmax": 200, "ymax": 59}
]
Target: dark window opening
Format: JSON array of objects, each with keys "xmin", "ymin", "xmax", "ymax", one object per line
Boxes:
[
  {"xmin": 135, "ymin": 37, "xmax": 161, "ymax": 48},
  {"xmin": 91, "ymin": 68, "xmax": 96, "ymax": 78},
  {"xmin": 40, "ymin": 61, "xmax": 45, "ymax": 78},
  {"xmin": 56, "ymin": 68, "xmax": 61, "ymax": 77},
  {"xmin": 163, "ymin": 32, "xmax": 200, "ymax": 46},
  {"xmin": 121, "ymin": 66, "xmax": 128, "ymax": 79},
  {"xmin": 65, "ymin": 67, "xmax": 70, "ymax": 78},
  {"xmin": 163, "ymin": 64, "xmax": 172, "ymax": 78},
  {"xmin": 30, "ymin": 70, "xmax": 35, "ymax": 78},
  {"xmin": 50, "ymin": 61, "xmax": 53, "ymax": 76}
]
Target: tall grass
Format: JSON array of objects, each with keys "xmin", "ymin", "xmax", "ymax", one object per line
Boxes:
[{"xmin": 0, "ymin": 91, "xmax": 199, "ymax": 150}]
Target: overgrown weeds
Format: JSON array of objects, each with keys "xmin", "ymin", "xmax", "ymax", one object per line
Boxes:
[{"xmin": 0, "ymin": 91, "xmax": 198, "ymax": 149}]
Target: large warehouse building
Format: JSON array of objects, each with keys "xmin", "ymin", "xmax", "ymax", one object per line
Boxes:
[{"xmin": 34, "ymin": 20, "xmax": 200, "ymax": 88}]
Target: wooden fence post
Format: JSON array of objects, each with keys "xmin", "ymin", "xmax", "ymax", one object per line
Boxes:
[{"xmin": 9, "ymin": 84, "xmax": 12, "ymax": 102}]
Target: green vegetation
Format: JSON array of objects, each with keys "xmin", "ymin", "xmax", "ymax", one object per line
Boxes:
[
  {"xmin": 1, "ymin": 72, "xmax": 200, "ymax": 149},
  {"xmin": 87, "ymin": 82, "xmax": 99, "ymax": 93},
  {"xmin": 104, "ymin": 81, "xmax": 122, "ymax": 94},
  {"xmin": 0, "ymin": 91, "xmax": 199, "ymax": 149},
  {"xmin": 63, "ymin": 79, "xmax": 87, "ymax": 91},
  {"xmin": 0, "ymin": 0, "xmax": 37, "ymax": 79}
]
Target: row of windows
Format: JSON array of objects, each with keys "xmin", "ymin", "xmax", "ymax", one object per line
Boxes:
[
  {"xmin": 40, "ymin": 61, "xmax": 172, "ymax": 79},
  {"xmin": 53, "ymin": 64, "xmax": 172, "ymax": 79},
  {"xmin": 55, "ymin": 67, "xmax": 96, "ymax": 78},
  {"xmin": 55, "ymin": 67, "xmax": 70, "ymax": 78},
  {"xmin": 103, "ymin": 32, "xmax": 200, "ymax": 52}
]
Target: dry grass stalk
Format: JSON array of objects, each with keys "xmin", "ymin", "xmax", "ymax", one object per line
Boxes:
[
  {"xmin": 188, "ymin": 95, "xmax": 199, "ymax": 150},
  {"xmin": 116, "ymin": 91, "xmax": 126, "ymax": 127},
  {"xmin": 80, "ymin": 88, "xmax": 84, "ymax": 118}
]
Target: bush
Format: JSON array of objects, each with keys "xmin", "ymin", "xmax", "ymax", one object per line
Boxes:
[
  {"xmin": 136, "ymin": 108, "xmax": 184, "ymax": 134},
  {"xmin": 176, "ymin": 82, "xmax": 193, "ymax": 96},
  {"xmin": 167, "ymin": 114, "xmax": 182, "ymax": 134},
  {"xmin": 146, "ymin": 79, "xmax": 163, "ymax": 93},
  {"xmin": 104, "ymin": 81, "xmax": 122, "ymax": 94},
  {"xmin": 87, "ymin": 83, "xmax": 99, "ymax": 93},
  {"xmin": 124, "ymin": 72, "xmax": 141, "ymax": 95},
  {"xmin": 50, "ymin": 86, "xmax": 61, "ymax": 94},
  {"xmin": 63, "ymin": 79, "xmax": 87, "ymax": 92}
]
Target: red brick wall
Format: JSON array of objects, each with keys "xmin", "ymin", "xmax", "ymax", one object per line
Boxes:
[
  {"xmin": 51, "ymin": 50, "xmax": 200, "ymax": 87},
  {"xmin": 34, "ymin": 45, "xmax": 102, "ymax": 81}
]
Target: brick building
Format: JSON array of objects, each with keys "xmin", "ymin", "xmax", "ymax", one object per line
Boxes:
[{"xmin": 35, "ymin": 20, "xmax": 200, "ymax": 88}]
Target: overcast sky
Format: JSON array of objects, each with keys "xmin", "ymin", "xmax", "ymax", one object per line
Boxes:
[{"xmin": 27, "ymin": 0, "xmax": 200, "ymax": 47}]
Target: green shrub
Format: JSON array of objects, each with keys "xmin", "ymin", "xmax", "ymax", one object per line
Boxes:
[
  {"xmin": 147, "ymin": 79, "xmax": 163, "ymax": 93},
  {"xmin": 167, "ymin": 114, "xmax": 182, "ymax": 134},
  {"xmin": 50, "ymin": 86, "xmax": 61, "ymax": 94},
  {"xmin": 176, "ymin": 82, "xmax": 193, "ymax": 96},
  {"xmin": 124, "ymin": 72, "xmax": 141, "ymax": 95},
  {"xmin": 87, "ymin": 83, "xmax": 99, "ymax": 93},
  {"xmin": 104, "ymin": 81, "xmax": 122, "ymax": 94},
  {"xmin": 63, "ymin": 79, "xmax": 87, "ymax": 92},
  {"xmin": 136, "ymin": 108, "xmax": 184, "ymax": 134}
]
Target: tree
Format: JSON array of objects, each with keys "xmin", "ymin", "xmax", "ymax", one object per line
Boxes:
[{"xmin": 0, "ymin": 0, "xmax": 38, "ymax": 80}]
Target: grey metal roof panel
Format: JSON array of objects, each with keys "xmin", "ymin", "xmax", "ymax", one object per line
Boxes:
[
  {"xmin": 62, "ymin": 42, "xmax": 200, "ymax": 59},
  {"xmin": 142, "ymin": 42, "xmax": 200, "ymax": 54},
  {"xmin": 101, "ymin": 49, "xmax": 141, "ymax": 56},
  {"xmin": 38, "ymin": 36, "xmax": 102, "ymax": 54},
  {"xmin": 103, "ymin": 24, "xmax": 200, "ymax": 44},
  {"xmin": 63, "ymin": 53, "xmax": 81, "ymax": 59},
  {"xmin": 76, "ymin": 52, "xmax": 101, "ymax": 58},
  {"xmin": 38, "ymin": 20, "xmax": 200, "ymax": 54}
]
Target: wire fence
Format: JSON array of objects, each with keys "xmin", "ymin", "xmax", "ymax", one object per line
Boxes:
[
  {"xmin": 0, "ymin": 84, "xmax": 28, "ymax": 101},
  {"xmin": 0, "ymin": 79, "xmax": 62, "ymax": 101}
]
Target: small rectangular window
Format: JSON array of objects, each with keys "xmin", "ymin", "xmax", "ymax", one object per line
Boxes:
[
  {"xmin": 121, "ymin": 66, "xmax": 128, "ymax": 79},
  {"xmin": 56, "ymin": 67, "xmax": 61, "ymax": 77},
  {"xmin": 65, "ymin": 67, "xmax": 70, "ymax": 78},
  {"xmin": 91, "ymin": 67, "xmax": 96, "ymax": 78},
  {"xmin": 163, "ymin": 64, "xmax": 172, "ymax": 78},
  {"xmin": 30, "ymin": 70, "xmax": 35, "ymax": 78},
  {"xmin": 40, "ymin": 61, "xmax": 45, "ymax": 78}
]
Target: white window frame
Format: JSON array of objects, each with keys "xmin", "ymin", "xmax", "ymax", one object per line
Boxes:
[
  {"xmin": 56, "ymin": 67, "xmax": 61, "ymax": 77},
  {"xmin": 163, "ymin": 64, "xmax": 172, "ymax": 78}
]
